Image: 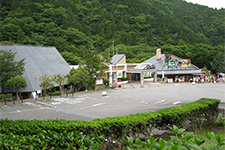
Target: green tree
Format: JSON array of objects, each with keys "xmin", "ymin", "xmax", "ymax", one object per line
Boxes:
[
  {"xmin": 70, "ymin": 0, "xmax": 81, "ymax": 5},
  {"xmin": 67, "ymin": 67, "xmax": 90, "ymax": 93},
  {"xmin": 80, "ymin": 48, "xmax": 107, "ymax": 88},
  {"xmin": 0, "ymin": 24, "xmax": 24, "ymax": 42},
  {"xmin": 0, "ymin": 50, "xmax": 25, "ymax": 93},
  {"xmin": 52, "ymin": 74, "xmax": 67, "ymax": 97},
  {"xmin": 81, "ymin": 48, "xmax": 105, "ymax": 77},
  {"xmin": 0, "ymin": 0, "xmax": 224, "ymax": 69},
  {"xmin": 39, "ymin": 74, "xmax": 54, "ymax": 99},
  {"xmin": 210, "ymin": 51, "xmax": 225, "ymax": 73},
  {"xmin": 5, "ymin": 76, "xmax": 27, "ymax": 100},
  {"xmin": 60, "ymin": 51, "xmax": 81, "ymax": 65}
]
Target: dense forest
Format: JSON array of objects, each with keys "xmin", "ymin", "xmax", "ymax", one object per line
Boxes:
[{"xmin": 0, "ymin": 0, "xmax": 224, "ymax": 72}]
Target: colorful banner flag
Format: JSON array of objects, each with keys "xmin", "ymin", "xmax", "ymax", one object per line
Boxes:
[{"xmin": 181, "ymin": 59, "xmax": 191, "ymax": 68}]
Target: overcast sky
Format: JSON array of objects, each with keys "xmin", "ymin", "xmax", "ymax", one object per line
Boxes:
[{"xmin": 185, "ymin": 0, "xmax": 225, "ymax": 9}]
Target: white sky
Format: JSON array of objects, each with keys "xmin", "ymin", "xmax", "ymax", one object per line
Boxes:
[{"xmin": 185, "ymin": 0, "xmax": 225, "ymax": 9}]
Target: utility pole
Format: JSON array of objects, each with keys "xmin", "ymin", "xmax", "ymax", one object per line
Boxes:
[
  {"xmin": 116, "ymin": 47, "xmax": 118, "ymax": 83},
  {"xmin": 108, "ymin": 48, "xmax": 110, "ymax": 59},
  {"xmin": 112, "ymin": 39, "xmax": 114, "ymax": 62},
  {"xmin": 112, "ymin": 39, "xmax": 115, "ymax": 85}
]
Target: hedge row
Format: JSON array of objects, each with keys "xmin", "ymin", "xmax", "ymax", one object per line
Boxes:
[
  {"xmin": 0, "ymin": 93, "xmax": 13, "ymax": 104},
  {"xmin": 0, "ymin": 98, "xmax": 220, "ymax": 149},
  {"xmin": 0, "ymin": 93, "xmax": 13, "ymax": 100},
  {"xmin": 118, "ymin": 77, "xmax": 130, "ymax": 81}
]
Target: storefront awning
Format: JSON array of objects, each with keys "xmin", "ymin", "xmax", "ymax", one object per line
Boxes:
[
  {"xmin": 127, "ymin": 69, "xmax": 156, "ymax": 74},
  {"xmin": 157, "ymin": 69, "xmax": 203, "ymax": 75}
]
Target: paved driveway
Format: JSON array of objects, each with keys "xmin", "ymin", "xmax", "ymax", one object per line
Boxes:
[{"xmin": 0, "ymin": 83, "xmax": 224, "ymax": 120}]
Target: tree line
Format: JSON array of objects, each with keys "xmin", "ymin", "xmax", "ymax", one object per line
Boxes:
[{"xmin": 0, "ymin": 0, "xmax": 224, "ymax": 72}]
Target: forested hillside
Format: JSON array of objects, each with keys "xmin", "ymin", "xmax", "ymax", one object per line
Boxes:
[{"xmin": 0, "ymin": 0, "xmax": 224, "ymax": 72}]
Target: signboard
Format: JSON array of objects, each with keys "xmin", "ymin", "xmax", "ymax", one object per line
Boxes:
[
  {"xmin": 144, "ymin": 72, "xmax": 150, "ymax": 77},
  {"xmin": 117, "ymin": 71, "xmax": 122, "ymax": 78},
  {"xmin": 168, "ymin": 59, "xmax": 178, "ymax": 68},
  {"xmin": 96, "ymin": 78, "xmax": 103, "ymax": 85},
  {"xmin": 181, "ymin": 59, "xmax": 191, "ymax": 68}
]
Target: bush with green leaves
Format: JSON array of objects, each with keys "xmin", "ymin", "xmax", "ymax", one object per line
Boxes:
[
  {"xmin": 0, "ymin": 94, "xmax": 5, "ymax": 100},
  {"xmin": 118, "ymin": 77, "xmax": 130, "ymax": 81},
  {"xmin": 124, "ymin": 125, "xmax": 225, "ymax": 150},
  {"xmin": 0, "ymin": 98, "xmax": 221, "ymax": 149},
  {"xmin": 0, "ymin": 93, "xmax": 13, "ymax": 102},
  {"xmin": 5, "ymin": 93, "xmax": 13, "ymax": 99},
  {"xmin": 50, "ymin": 91, "xmax": 61, "ymax": 96},
  {"xmin": 0, "ymin": 119, "xmax": 103, "ymax": 149},
  {"xmin": 155, "ymin": 98, "xmax": 220, "ymax": 132},
  {"xmin": 216, "ymin": 117, "xmax": 225, "ymax": 127},
  {"xmin": 104, "ymin": 78, "xmax": 109, "ymax": 86}
]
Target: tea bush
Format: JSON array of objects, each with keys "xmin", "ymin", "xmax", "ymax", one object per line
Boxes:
[
  {"xmin": 0, "ymin": 98, "xmax": 220, "ymax": 149},
  {"xmin": 124, "ymin": 125, "xmax": 225, "ymax": 150}
]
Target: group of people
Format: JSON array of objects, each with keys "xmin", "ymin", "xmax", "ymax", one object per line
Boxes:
[
  {"xmin": 205, "ymin": 76, "xmax": 224, "ymax": 83},
  {"xmin": 190, "ymin": 76, "xmax": 224, "ymax": 84}
]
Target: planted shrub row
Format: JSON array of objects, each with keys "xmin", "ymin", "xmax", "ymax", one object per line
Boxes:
[
  {"xmin": 0, "ymin": 93, "xmax": 14, "ymax": 104},
  {"xmin": 0, "ymin": 93, "xmax": 13, "ymax": 100},
  {"xmin": 0, "ymin": 98, "xmax": 220, "ymax": 149}
]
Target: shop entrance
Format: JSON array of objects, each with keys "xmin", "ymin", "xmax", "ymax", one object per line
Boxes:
[{"xmin": 131, "ymin": 73, "xmax": 140, "ymax": 81}]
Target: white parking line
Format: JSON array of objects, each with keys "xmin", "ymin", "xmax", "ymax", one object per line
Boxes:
[
  {"xmin": 80, "ymin": 102, "xmax": 107, "ymax": 110},
  {"xmin": 155, "ymin": 100, "xmax": 165, "ymax": 104},
  {"xmin": 173, "ymin": 101, "xmax": 181, "ymax": 105},
  {"xmin": 92, "ymin": 102, "xmax": 107, "ymax": 107}
]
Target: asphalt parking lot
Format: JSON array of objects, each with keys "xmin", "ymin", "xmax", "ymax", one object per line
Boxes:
[{"xmin": 0, "ymin": 83, "xmax": 224, "ymax": 120}]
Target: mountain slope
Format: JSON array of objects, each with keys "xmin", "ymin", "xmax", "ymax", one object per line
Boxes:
[{"xmin": 0, "ymin": 0, "xmax": 224, "ymax": 71}]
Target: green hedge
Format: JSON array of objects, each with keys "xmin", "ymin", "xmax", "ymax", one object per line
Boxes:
[
  {"xmin": 118, "ymin": 77, "xmax": 130, "ymax": 81},
  {"xmin": 0, "ymin": 93, "xmax": 13, "ymax": 102},
  {"xmin": 0, "ymin": 94, "xmax": 5, "ymax": 100},
  {"xmin": 0, "ymin": 119, "xmax": 102, "ymax": 149},
  {"xmin": 0, "ymin": 98, "xmax": 220, "ymax": 149},
  {"xmin": 49, "ymin": 91, "xmax": 61, "ymax": 96}
]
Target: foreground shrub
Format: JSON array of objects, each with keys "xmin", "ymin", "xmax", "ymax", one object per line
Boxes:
[
  {"xmin": 0, "ymin": 98, "xmax": 221, "ymax": 149},
  {"xmin": 124, "ymin": 125, "xmax": 225, "ymax": 150},
  {"xmin": 0, "ymin": 119, "xmax": 102, "ymax": 149}
]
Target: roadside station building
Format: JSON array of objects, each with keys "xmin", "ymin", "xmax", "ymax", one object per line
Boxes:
[
  {"xmin": 106, "ymin": 54, "xmax": 157, "ymax": 85},
  {"xmin": 143, "ymin": 49, "xmax": 203, "ymax": 82},
  {"xmin": 106, "ymin": 49, "xmax": 203, "ymax": 85}
]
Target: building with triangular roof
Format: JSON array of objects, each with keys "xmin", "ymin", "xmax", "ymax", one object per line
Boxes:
[
  {"xmin": 0, "ymin": 45, "xmax": 71, "ymax": 95},
  {"xmin": 106, "ymin": 54, "xmax": 157, "ymax": 85},
  {"xmin": 143, "ymin": 49, "xmax": 203, "ymax": 82},
  {"xmin": 106, "ymin": 48, "xmax": 203, "ymax": 85}
]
